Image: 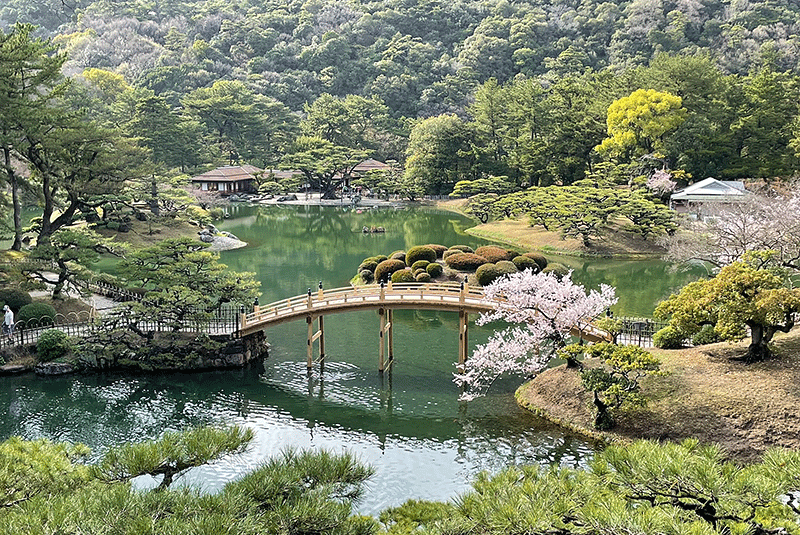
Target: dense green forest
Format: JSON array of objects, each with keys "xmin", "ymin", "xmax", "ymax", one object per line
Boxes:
[{"xmin": 2, "ymin": 0, "xmax": 800, "ymax": 209}]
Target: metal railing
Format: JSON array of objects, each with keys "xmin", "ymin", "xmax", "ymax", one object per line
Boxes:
[{"xmin": 614, "ymin": 317, "xmax": 670, "ymax": 348}]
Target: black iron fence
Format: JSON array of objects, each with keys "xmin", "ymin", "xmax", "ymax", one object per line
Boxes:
[{"xmin": 614, "ymin": 316, "xmax": 670, "ymax": 348}]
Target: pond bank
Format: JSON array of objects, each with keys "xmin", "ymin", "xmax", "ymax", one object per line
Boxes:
[{"xmin": 516, "ymin": 327, "xmax": 800, "ymax": 462}]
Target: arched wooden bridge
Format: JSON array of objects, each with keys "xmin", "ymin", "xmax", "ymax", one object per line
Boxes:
[{"xmin": 240, "ymin": 281, "xmax": 610, "ymax": 372}]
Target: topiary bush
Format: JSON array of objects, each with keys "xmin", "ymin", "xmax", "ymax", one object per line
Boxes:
[
  {"xmin": 0, "ymin": 288, "xmax": 32, "ymax": 312},
  {"xmin": 415, "ymin": 272, "xmax": 432, "ymax": 282},
  {"xmin": 512, "ymin": 255, "xmax": 539, "ymax": 272},
  {"xmin": 17, "ymin": 302, "xmax": 57, "ymax": 328},
  {"xmin": 653, "ymin": 326, "xmax": 685, "ymax": 349},
  {"xmin": 542, "ymin": 262, "xmax": 570, "ymax": 279},
  {"xmin": 391, "ymin": 269, "xmax": 415, "ymax": 283},
  {"xmin": 476, "ymin": 263, "xmax": 501, "ymax": 286},
  {"xmin": 426, "ymin": 263, "xmax": 443, "ymax": 277},
  {"xmin": 495, "ymin": 260, "xmax": 517, "ymax": 276},
  {"xmin": 424, "ymin": 244, "xmax": 448, "ymax": 258},
  {"xmin": 445, "ymin": 253, "xmax": 488, "ymax": 271},
  {"xmin": 358, "ymin": 260, "xmax": 378, "ymax": 273},
  {"xmin": 389, "ymin": 250, "xmax": 406, "ymax": 262},
  {"xmin": 359, "ymin": 269, "xmax": 374, "ymax": 283},
  {"xmin": 448, "ymin": 245, "xmax": 474, "ymax": 253},
  {"xmin": 374, "ymin": 259, "xmax": 406, "ymax": 283},
  {"xmin": 36, "ymin": 329, "xmax": 73, "ymax": 362},
  {"xmin": 411, "ymin": 260, "xmax": 430, "ymax": 271},
  {"xmin": 691, "ymin": 325, "xmax": 719, "ymax": 346},
  {"xmin": 372, "ymin": 255, "xmax": 388, "ymax": 263},
  {"xmin": 523, "ymin": 252, "xmax": 549, "ymax": 271},
  {"xmin": 475, "ymin": 246, "xmax": 514, "ymax": 263},
  {"xmin": 406, "ymin": 245, "xmax": 437, "ymax": 266}
]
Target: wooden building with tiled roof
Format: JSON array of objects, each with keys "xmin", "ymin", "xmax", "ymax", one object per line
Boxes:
[{"xmin": 191, "ymin": 165, "xmax": 262, "ymax": 194}]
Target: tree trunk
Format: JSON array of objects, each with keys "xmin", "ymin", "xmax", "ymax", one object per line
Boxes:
[
  {"xmin": 593, "ymin": 392, "xmax": 614, "ymax": 430},
  {"xmin": 746, "ymin": 324, "xmax": 770, "ymax": 363}
]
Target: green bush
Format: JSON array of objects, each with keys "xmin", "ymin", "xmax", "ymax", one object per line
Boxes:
[
  {"xmin": 17, "ymin": 302, "xmax": 57, "ymax": 328},
  {"xmin": 358, "ymin": 260, "xmax": 378, "ymax": 273},
  {"xmin": 476, "ymin": 263, "xmax": 500, "ymax": 286},
  {"xmin": 423, "ymin": 244, "xmax": 448, "ymax": 258},
  {"xmin": 523, "ymin": 252, "xmax": 549, "ymax": 270},
  {"xmin": 426, "ymin": 263, "xmax": 443, "ymax": 277},
  {"xmin": 475, "ymin": 246, "xmax": 514, "ymax": 263},
  {"xmin": 0, "ymin": 288, "xmax": 32, "ymax": 312},
  {"xmin": 359, "ymin": 269, "xmax": 374, "ymax": 283},
  {"xmin": 36, "ymin": 329, "xmax": 73, "ymax": 362},
  {"xmin": 653, "ymin": 326, "xmax": 685, "ymax": 349},
  {"xmin": 389, "ymin": 250, "xmax": 406, "ymax": 262},
  {"xmin": 106, "ymin": 221, "xmax": 121, "ymax": 231},
  {"xmin": 495, "ymin": 260, "xmax": 517, "ymax": 275},
  {"xmin": 512, "ymin": 255, "xmax": 539, "ymax": 272},
  {"xmin": 391, "ymin": 269, "xmax": 415, "ymax": 283},
  {"xmin": 374, "ymin": 259, "xmax": 406, "ymax": 283},
  {"xmin": 372, "ymin": 255, "xmax": 388, "ymax": 263},
  {"xmin": 691, "ymin": 325, "xmax": 719, "ymax": 346},
  {"xmin": 406, "ymin": 245, "xmax": 437, "ymax": 266},
  {"xmin": 448, "ymin": 245, "xmax": 474, "ymax": 253},
  {"xmin": 411, "ymin": 260, "xmax": 430, "ymax": 271},
  {"xmin": 444, "ymin": 253, "xmax": 488, "ymax": 271},
  {"xmin": 415, "ymin": 272, "xmax": 432, "ymax": 282},
  {"xmin": 542, "ymin": 262, "xmax": 570, "ymax": 279}
]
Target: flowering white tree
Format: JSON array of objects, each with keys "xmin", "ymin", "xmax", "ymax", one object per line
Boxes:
[
  {"xmin": 646, "ymin": 169, "xmax": 677, "ymax": 197},
  {"xmin": 454, "ymin": 269, "xmax": 617, "ymax": 400}
]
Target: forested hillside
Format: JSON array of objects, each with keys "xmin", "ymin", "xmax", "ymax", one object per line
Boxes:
[{"xmin": 1, "ymin": 0, "xmax": 799, "ymax": 207}]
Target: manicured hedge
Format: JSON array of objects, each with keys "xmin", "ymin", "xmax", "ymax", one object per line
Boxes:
[
  {"xmin": 448, "ymin": 245, "xmax": 474, "ymax": 253},
  {"xmin": 654, "ymin": 326, "xmax": 685, "ymax": 349},
  {"xmin": 691, "ymin": 325, "xmax": 719, "ymax": 346},
  {"xmin": 406, "ymin": 245, "xmax": 437, "ymax": 266},
  {"xmin": 542, "ymin": 262, "xmax": 569, "ymax": 279},
  {"xmin": 391, "ymin": 269, "xmax": 415, "ymax": 283},
  {"xmin": 358, "ymin": 260, "xmax": 378, "ymax": 273},
  {"xmin": 423, "ymin": 244, "xmax": 448, "ymax": 258},
  {"xmin": 476, "ymin": 263, "xmax": 500, "ymax": 286},
  {"xmin": 495, "ymin": 260, "xmax": 517, "ymax": 275},
  {"xmin": 512, "ymin": 255, "xmax": 539, "ymax": 272},
  {"xmin": 411, "ymin": 260, "xmax": 430, "ymax": 271},
  {"xmin": 523, "ymin": 252, "xmax": 549, "ymax": 270},
  {"xmin": 445, "ymin": 252, "xmax": 487, "ymax": 271},
  {"xmin": 426, "ymin": 263, "xmax": 443, "ymax": 277},
  {"xmin": 374, "ymin": 259, "xmax": 406, "ymax": 283},
  {"xmin": 359, "ymin": 269, "xmax": 374, "ymax": 283},
  {"xmin": 415, "ymin": 272, "xmax": 432, "ymax": 282},
  {"xmin": 0, "ymin": 288, "xmax": 32, "ymax": 312},
  {"xmin": 18, "ymin": 302, "xmax": 57, "ymax": 328},
  {"xmin": 475, "ymin": 246, "xmax": 515, "ymax": 263}
]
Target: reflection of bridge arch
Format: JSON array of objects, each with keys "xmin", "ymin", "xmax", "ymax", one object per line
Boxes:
[{"xmin": 240, "ymin": 282, "xmax": 609, "ymax": 371}]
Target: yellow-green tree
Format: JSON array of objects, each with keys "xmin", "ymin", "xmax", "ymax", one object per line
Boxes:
[{"xmin": 597, "ymin": 88, "xmax": 686, "ymax": 160}]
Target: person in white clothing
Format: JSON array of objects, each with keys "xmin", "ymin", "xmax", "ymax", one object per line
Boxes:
[{"xmin": 3, "ymin": 304, "xmax": 14, "ymax": 342}]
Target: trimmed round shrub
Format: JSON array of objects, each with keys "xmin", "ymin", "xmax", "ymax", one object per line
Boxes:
[
  {"xmin": 424, "ymin": 244, "xmax": 448, "ymax": 258},
  {"xmin": 374, "ymin": 259, "xmax": 406, "ymax": 283},
  {"xmin": 411, "ymin": 260, "xmax": 431, "ymax": 271},
  {"xmin": 426, "ymin": 263, "xmax": 443, "ymax": 277},
  {"xmin": 415, "ymin": 272, "xmax": 432, "ymax": 282},
  {"xmin": 18, "ymin": 302, "xmax": 57, "ymax": 328},
  {"xmin": 391, "ymin": 269, "xmax": 415, "ymax": 283},
  {"xmin": 475, "ymin": 245, "xmax": 514, "ymax": 263},
  {"xmin": 443, "ymin": 248, "xmax": 470, "ymax": 260},
  {"xmin": 389, "ymin": 250, "xmax": 406, "ymax": 262},
  {"xmin": 0, "ymin": 288, "xmax": 32, "ymax": 312},
  {"xmin": 542, "ymin": 262, "xmax": 570, "ymax": 279},
  {"xmin": 523, "ymin": 252, "xmax": 548, "ymax": 271},
  {"xmin": 653, "ymin": 326, "xmax": 685, "ymax": 349},
  {"xmin": 512, "ymin": 255, "xmax": 539, "ymax": 272},
  {"xmin": 359, "ymin": 269, "xmax": 374, "ymax": 283},
  {"xmin": 372, "ymin": 255, "xmax": 388, "ymax": 263},
  {"xmin": 476, "ymin": 263, "xmax": 501, "ymax": 286},
  {"xmin": 406, "ymin": 245, "xmax": 437, "ymax": 266},
  {"xmin": 358, "ymin": 260, "xmax": 378, "ymax": 273},
  {"xmin": 495, "ymin": 260, "xmax": 517, "ymax": 275},
  {"xmin": 448, "ymin": 245, "xmax": 474, "ymax": 253},
  {"xmin": 691, "ymin": 325, "xmax": 719, "ymax": 346},
  {"xmin": 445, "ymin": 253, "xmax": 488, "ymax": 271},
  {"xmin": 36, "ymin": 329, "xmax": 73, "ymax": 362}
]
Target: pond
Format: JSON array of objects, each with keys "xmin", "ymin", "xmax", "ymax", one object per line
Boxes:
[{"xmin": 0, "ymin": 204, "xmax": 704, "ymax": 514}]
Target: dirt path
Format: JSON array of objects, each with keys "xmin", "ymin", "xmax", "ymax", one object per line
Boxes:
[{"xmin": 516, "ymin": 328, "xmax": 800, "ymax": 462}]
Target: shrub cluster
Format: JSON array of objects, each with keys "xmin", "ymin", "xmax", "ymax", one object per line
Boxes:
[
  {"xmin": 17, "ymin": 302, "xmax": 57, "ymax": 328},
  {"xmin": 36, "ymin": 329, "xmax": 73, "ymax": 362},
  {"xmin": 512, "ymin": 255, "xmax": 539, "ymax": 272},
  {"xmin": 426, "ymin": 263, "xmax": 443, "ymax": 277},
  {"xmin": 0, "ymin": 288, "xmax": 32, "ymax": 312},
  {"xmin": 423, "ymin": 244, "xmax": 448, "ymax": 258},
  {"xmin": 406, "ymin": 246, "xmax": 437, "ymax": 266},
  {"xmin": 691, "ymin": 325, "xmax": 719, "ymax": 346},
  {"xmin": 542, "ymin": 262, "xmax": 569, "ymax": 279},
  {"xmin": 445, "ymin": 252, "xmax": 488, "ymax": 271},
  {"xmin": 374, "ymin": 259, "xmax": 406, "ymax": 283},
  {"xmin": 475, "ymin": 245, "xmax": 515, "ymax": 263},
  {"xmin": 391, "ymin": 269, "xmax": 415, "ymax": 283},
  {"xmin": 523, "ymin": 252, "xmax": 549, "ymax": 271},
  {"xmin": 653, "ymin": 325, "xmax": 685, "ymax": 349},
  {"xmin": 476, "ymin": 263, "xmax": 501, "ymax": 286}
]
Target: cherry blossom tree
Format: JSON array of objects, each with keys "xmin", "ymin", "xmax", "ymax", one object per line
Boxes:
[
  {"xmin": 454, "ymin": 269, "xmax": 617, "ymax": 400},
  {"xmin": 645, "ymin": 169, "xmax": 677, "ymax": 197}
]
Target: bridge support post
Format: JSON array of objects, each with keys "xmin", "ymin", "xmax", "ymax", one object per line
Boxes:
[
  {"xmin": 378, "ymin": 308, "xmax": 394, "ymax": 372},
  {"xmin": 306, "ymin": 315, "xmax": 325, "ymax": 369},
  {"xmin": 458, "ymin": 310, "xmax": 468, "ymax": 370}
]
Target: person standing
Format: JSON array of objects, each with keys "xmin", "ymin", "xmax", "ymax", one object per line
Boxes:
[{"xmin": 3, "ymin": 305, "xmax": 14, "ymax": 342}]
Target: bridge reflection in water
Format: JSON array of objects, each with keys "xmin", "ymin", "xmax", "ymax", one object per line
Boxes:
[{"xmin": 240, "ymin": 281, "xmax": 610, "ymax": 372}]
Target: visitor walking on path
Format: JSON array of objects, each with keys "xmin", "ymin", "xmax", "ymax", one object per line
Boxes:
[{"xmin": 3, "ymin": 305, "xmax": 14, "ymax": 342}]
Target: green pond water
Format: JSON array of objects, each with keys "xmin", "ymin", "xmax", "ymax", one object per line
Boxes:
[{"xmin": 0, "ymin": 204, "xmax": 704, "ymax": 514}]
